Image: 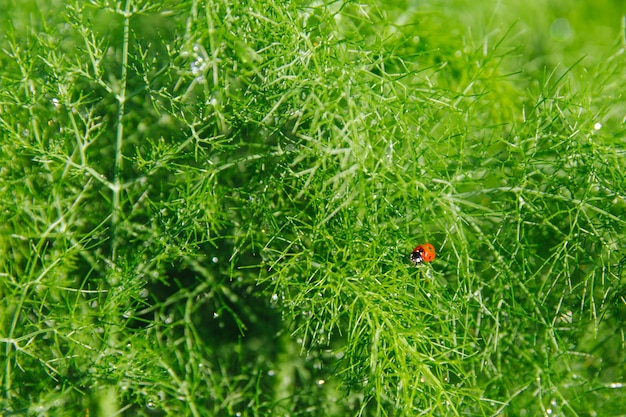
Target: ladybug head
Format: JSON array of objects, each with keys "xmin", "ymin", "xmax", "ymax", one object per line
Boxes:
[{"xmin": 410, "ymin": 250, "xmax": 424, "ymax": 264}]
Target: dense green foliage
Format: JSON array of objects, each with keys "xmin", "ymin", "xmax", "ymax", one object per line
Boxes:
[{"xmin": 1, "ymin": 0, "xmax": 625, "ymax": 415}]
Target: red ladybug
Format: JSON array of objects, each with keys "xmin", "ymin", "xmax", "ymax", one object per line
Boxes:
[{"xmin": 410, "ymin": 243, "xmax": 436, "ymax": 265}]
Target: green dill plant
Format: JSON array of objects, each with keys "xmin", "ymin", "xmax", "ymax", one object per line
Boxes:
[{"xmin": 1, "ymin": 0, "xmax": 625, "ymax": 416}]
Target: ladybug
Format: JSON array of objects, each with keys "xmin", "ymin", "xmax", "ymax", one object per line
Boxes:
[{"xmin": 410, "ymin": 243, "xmax": 436, "ymax": 265}]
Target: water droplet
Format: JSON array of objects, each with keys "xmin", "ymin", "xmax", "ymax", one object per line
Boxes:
[
  {"xmin": 271, "ymin": 293, "xmax": 278, "ymax": 301},
  {"xmin": 316, "ymin": 379, "xmax": 325, "ymax": 385},
  {"xmin": 550, "ymin": 18, "xmax": 572, "ymax": 41},
  {"xmin": 212, "ymin": 256, "xmax": 218, "ymax": 263},
  {"xmin": 593, "ymin": 122, "xmax": 602, "ymax": 130}
]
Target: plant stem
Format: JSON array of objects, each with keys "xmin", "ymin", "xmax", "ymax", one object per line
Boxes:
[{"xmin": 111, "ymin": 0, "xmax": 132, "ymax": 262}]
